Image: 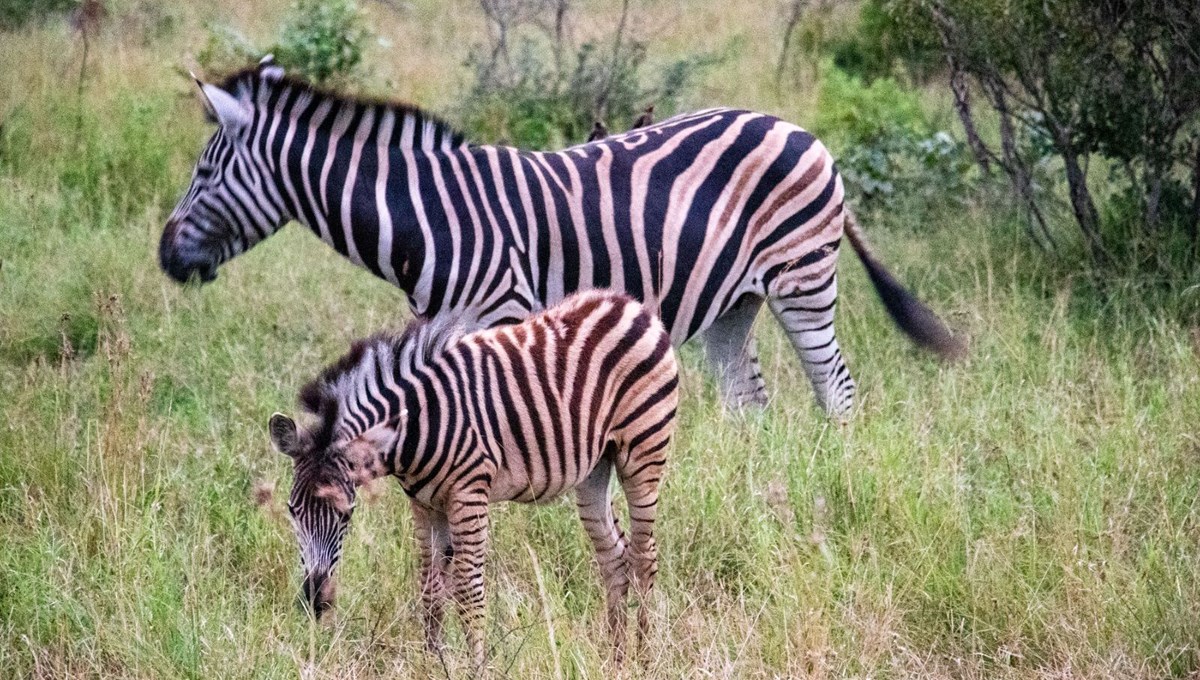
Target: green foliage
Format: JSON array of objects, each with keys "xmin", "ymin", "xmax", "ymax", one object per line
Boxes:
[
  {"xmin": 273, "ymin": 0, "xmax": 370, "ymax": 87},
  {"xmin": 460, "ymin": 20, "xmax": 716, "ymax": 148},
  {"xmin": 815, "ymin": 62, "xmax": 927, "ymax": 147},
  {"xmin": 0, "ymin": 0, "xmax": 75, "ymax": 30},
  {"xmin": 198, "ymin": 0, "xmax": 371, "ymax": 86},
  {"xmin": 828, "ymin": 0, "xmax": 940, "ymax": 83},
  {"xmin": 196, "ymin": 23, "xmax": 259, "ymax": 77},
  {"xmin": 899, "ymin": 0, "xmax": 1200, "ymax": 265},
  {"xmin": 816, "ymin": 63, "xmax": 972, "ymax": 206}
]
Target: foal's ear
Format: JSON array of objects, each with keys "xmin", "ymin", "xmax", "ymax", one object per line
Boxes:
[{"xmin": 269, "ymin": 412, "xmax": 300, "ymax": 456}]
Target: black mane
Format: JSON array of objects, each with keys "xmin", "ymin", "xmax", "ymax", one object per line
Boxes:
[
  {"xmin": 297, "ymin": 316, "xmax": 467, "ymax": 449},
  {"xmin": 217, "ymin": 65, "xmax": 469, "ymax": 150}
]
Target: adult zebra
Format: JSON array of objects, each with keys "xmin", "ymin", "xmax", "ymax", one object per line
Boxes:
[{"xmin": 160, "ymin": 57, "xmax": 962, "ymax": 415}]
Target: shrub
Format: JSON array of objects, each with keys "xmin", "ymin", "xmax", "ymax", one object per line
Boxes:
[
  {"xmin": 814, "ymin": 63, "xmax": 972, "ymax": 207},
  {"xmin": 273, "ymin": 0, "xmax": 370, "ymax": 87},
  {"xmin": 198, "ymin": 0, "xmax": 371, "ymax": 87},
  {"xmin": 814, "ymin": 63, "xmax": 927, "ymax": 148},
  {"xmin": 0, "ymin": 0, "xmax": 76, "ymax": 30},
  {"xmin": 196, "ymin": 23, "xmax": 259, "ymax": 77},
  {"xmin": 828, "ymin": 0, "xmax": 940, "ymax": 83},
  {"xmin": 459, "ymin": 2, "xmax": 715, "ymax": 148},
  {"xmin": 896, "ymin": 0, "xmax": 1200, "ymax": 266}
]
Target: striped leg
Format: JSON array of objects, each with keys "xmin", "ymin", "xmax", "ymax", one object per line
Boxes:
[
  {"xmin": 575, "ymin": 458, "xmax": 630, "ymax": 664},
  {"xmin": 767, "ymin": 271, "xmax": 856, "ymax": 417},
  {"xmin": 616, "ymin": 441, "xmax": 667, "ymax": 659},
  {"xmin": 446, "ymin": 493, "xmax": 491, "ymax": 670},
  {"xmin": 410, "ymin": 500, "xmax": 451, "ymax": 653},
  {"xmin": 701, "ymin": 296, "xmax": 768, "ymax": 409}
]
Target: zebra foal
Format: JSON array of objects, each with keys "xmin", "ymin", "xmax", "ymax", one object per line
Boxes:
[{"xmin": 268, "ymin": 290, "xmax": 679, "ymax": 666}]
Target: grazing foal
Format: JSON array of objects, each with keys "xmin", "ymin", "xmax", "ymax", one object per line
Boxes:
[{"xmin": 270, "ymin": 290, "xmax": 679, "ymax": 666}]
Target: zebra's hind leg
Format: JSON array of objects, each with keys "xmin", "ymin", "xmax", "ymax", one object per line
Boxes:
[
  {"xmin": 446, "ymin": 492, "xmax": 491, "ymax": 671},
  {"xmin": 701, "ymin": 295, "xmax": 768, "ymax": 409},
  {"xmin": 575, "ymin": 456, "xmax": 630, "ymax": 665},
  {"xmin": 616, "ymin": 437, "xmax": 668, "ymax": 661},
  {"xmin": 767, "ymin": 270, "xmax": 856, "ymax": 418},
  {"xmin": 411, "ymin": 500, "xmax": 452, "ymax": 654}
]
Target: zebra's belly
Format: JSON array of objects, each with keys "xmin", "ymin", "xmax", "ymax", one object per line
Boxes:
[{"xmin": 489, "ymin": 450, "xmax": 606, "ymax": 504}]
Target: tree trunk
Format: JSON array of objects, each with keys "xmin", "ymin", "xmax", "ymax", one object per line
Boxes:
[
  {"xmin": 1189, "ymin": 141, "xmax": 1200, "ymax": 255},
  {"xmin": 1055, "ymin": 131, "xmax": 1105, "ymax": 263},
  {"xmin": 1145, "ymin": 169, "xmax": 1163, "ymax": 235},
  {"xmin": 986, "ymin": 79, "xmax": 1055, "ymax": 250},
  {"xmin": 948, "ymin": 62, "xmax": 990, "ymax": 174}
]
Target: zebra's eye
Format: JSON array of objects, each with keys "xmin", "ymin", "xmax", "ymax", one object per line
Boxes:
[{"xmin": 196, "ymin": 164, "xmax": 215, "ymax": 180}]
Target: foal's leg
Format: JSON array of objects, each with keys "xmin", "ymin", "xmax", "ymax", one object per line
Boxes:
[
  {"xmin": 446, "ymin": 491, "xmax": 491, "ymax": 671},
  {"xmin": 410, "ymin": 500, "xmax": 451, "ymax": 652},
  {"xmin": 575, "ymin": 458, "xmax": 630, "ymax": 663},
  {"xmin": 616, "ymin": 439, "xmax": 669, "ymax": 659}
]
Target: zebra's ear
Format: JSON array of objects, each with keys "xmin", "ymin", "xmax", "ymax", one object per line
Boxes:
[
  {"xmin": 258, "ymin": 54, "xmax": 285, "ymax": 82},
  {"xmin": 358, "ymin": 420, "xmax": 397, "ymax": 453},
  {"xmin": 192, "ymin": 75, "xmax": 250, "ymax": 131},
  {"xmin": 269, "ymin": 412, "xmax": 300, "ymax": 457}
]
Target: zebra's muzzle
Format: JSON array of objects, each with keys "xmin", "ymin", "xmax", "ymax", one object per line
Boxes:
[
  {"xmin": 300, "ymin": 569, "xmax": 336, "ymax": 618},
  {"xmin": 159, "ymin": 220, "xmax": 218, "ymax": 284}
]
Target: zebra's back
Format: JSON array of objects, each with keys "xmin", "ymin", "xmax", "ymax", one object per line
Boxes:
[
  {"xmin": 436, "ymin": 290, "xmax": 678, "ymax": 504},
  {"xmin": 430, "ymin": 108, "xmax": 841, "ymax": 343}
]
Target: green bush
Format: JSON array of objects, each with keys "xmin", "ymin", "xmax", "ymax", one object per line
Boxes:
[
  {"xmin": 198, "ymin": 0, "xmax": 371, "ymax": 87},
  {"xmin": 0, "ymin": 0, "xmax": 76, "ymax": 30},
  {"xmin": 273, "ymin": 0, "xmax": 370, "ymax": 87},
  {"xmin": 828, "ymin": 0, "xmax": 940, "ymax": 83},
  {"xmin": 196, "ymin": 23, "xmax": 259, "ymax": 77},
  {"xmin": 460, "ymin": 28, "xmax": 715, "ymax": 148},
  {"xmin": 815, "ymin": 63, "xmax": 972, "ymax": 207},
  {"xmin": 814, "ymin": 62, "xmax": 926, "ymax": 147}
]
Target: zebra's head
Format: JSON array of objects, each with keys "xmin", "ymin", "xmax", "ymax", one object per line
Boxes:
[
  {"xmin": 268, "ymin": 406, "xmax": 397, "ymax": 618},
  {"xmin": 160, "ymin": 56, "xmax": 289, "ymax": 284}
]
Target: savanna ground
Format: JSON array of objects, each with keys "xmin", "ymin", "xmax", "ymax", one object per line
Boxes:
[{"xmin": 3, "ymin": 1, "xmax": 1200, "ymax": 677}]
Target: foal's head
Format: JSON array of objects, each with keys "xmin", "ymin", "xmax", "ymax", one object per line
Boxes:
[{"xmin": 269, "ymin": 400, "xmax": 396, "ymax": 618}]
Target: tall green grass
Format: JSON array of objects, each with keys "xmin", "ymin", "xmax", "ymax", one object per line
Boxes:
[{"xmin": 2, "ymin": 3, "xmax": 1200, "ymax": 677}]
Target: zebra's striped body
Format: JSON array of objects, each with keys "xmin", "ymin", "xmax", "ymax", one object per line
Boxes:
[
  {"xmin": 168, "ymin": 59, "xmax": 961, "ymax": 416},
  {"xmin": 269, "ymin": 290, "xmax": 679, "ymax": 666}
]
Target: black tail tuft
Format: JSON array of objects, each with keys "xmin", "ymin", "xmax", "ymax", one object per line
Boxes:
[{"xmin": 843, "ymin": 210, "xmax": 966, "ymax": 361}]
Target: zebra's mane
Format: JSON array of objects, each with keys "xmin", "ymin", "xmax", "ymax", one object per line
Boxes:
[
  {"xmin": 218, "ymin": 67, "xmax": 469, "ymax": 151},
  {"xmin": 297, "ymin": 316, "xmax": 467, "ymax": 448}
]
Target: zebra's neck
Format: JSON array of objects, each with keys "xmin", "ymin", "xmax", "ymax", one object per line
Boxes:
[
  {"xmin": 306, "ymin": 318, "xmax": 468, "ymax": 480},
  {"xmin": 227, "ymin": 71, "xmax": 470, "ymax": 301}
]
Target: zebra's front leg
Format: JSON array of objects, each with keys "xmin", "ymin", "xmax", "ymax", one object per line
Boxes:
[
  {"xmin": 701, "ymin": 295, "xmax": 768, "ymax": 409},
  {"xmin": 410, "ymin": 500, "xmax": 451, "ymax": 653},
  {"xmin": 446, "ymin": 492, "xmax": 491, "ymax": 671}
]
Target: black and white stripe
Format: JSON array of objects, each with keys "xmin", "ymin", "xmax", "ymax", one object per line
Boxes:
[
  {"xmin": 166, "ymin": 58, "xmax": 961, "ymax": 416},
  {"xmin": 269, "ymin": 290, "xmax": 679, "ymax": 666}
]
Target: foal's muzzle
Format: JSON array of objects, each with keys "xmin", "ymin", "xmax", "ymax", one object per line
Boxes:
[{"xmin": 300, "ymin": 569, "xmax": 335, "ymax": 619}]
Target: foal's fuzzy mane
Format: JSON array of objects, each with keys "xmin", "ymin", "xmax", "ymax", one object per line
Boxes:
[
  {"xmin": 216, "ymin": 64, "xmax": 469, "ymax": 150},
  {"xmin": 297, "ymin": 315, "xmax": 467, "ymax": 449}
]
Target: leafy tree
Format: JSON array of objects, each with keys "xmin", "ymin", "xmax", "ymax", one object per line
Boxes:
[{"xmin": 893, "ymin": 0, "xmax": 1200, "ymax": 265}]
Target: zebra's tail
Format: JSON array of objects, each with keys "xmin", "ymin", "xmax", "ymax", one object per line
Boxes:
[{"xmin": 843, "ymin": 209, "xmax": 966, "ymax": 361}]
